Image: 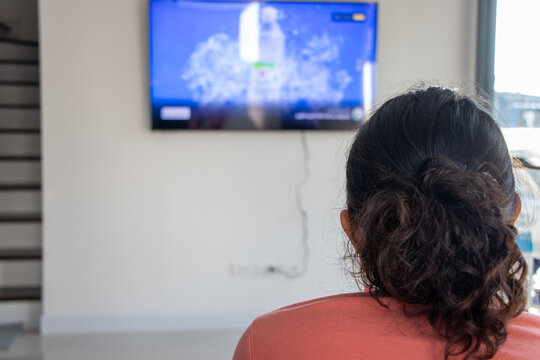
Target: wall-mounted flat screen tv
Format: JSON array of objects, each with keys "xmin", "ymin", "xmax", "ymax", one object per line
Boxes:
[{"xmin": 149, "ymin": 0, "xmax": 378, "ymax": 130}]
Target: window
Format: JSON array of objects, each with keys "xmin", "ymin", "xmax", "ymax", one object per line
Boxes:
[
  {"xmin": 494, "ymin": 0, "xmax": 540, "ymax": 128},
  {"xmin": 479, "ymin": 0, "xmax": 540, "ymax": 312}
]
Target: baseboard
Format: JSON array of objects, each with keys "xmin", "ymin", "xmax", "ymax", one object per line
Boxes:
[
  {"xmin": 0, "ymin": 303, "xmax": 41, "ymax": 330},
  {"xmin": 40, "ymin": 311, "xmax": 258, "ymax": 335}
]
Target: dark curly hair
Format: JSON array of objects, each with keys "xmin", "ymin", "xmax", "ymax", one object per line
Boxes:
[{"xmin": 345, "ymin": 87, "xmax": 527, "ymax": 359}]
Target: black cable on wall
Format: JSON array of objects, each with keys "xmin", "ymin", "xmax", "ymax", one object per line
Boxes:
[{"xmin": 268, "ymin": 131, "xmax": 311, "ymax": 279}]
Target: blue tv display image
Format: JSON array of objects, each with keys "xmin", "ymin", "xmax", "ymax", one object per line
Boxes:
[{"xmin": 149, "ymin": 0, "xmax": 377, "ymax": 129}]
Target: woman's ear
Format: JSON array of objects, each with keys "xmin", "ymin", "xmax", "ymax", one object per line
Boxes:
[
  {"xmin": 341, "ymin": 210, "xmax": 360, "ymax": 251},
  {"xmin": 509, "ymin": 193, "xmax": 522, "ymax": 226}
]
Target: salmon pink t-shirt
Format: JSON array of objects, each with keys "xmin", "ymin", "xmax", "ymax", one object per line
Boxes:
[{"xmin": 233, "ymin": 293, "xmax": 540, "ymax": 359}]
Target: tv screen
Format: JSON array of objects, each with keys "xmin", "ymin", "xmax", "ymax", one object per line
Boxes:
[{"xmin": 149, "ymin": 0, "xmax": 378, "ymax": 130}]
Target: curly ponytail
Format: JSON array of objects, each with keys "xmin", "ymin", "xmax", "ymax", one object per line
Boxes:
[{"xmin": 345, "ymin": 87, "xmax": 527, "ymax": 359}]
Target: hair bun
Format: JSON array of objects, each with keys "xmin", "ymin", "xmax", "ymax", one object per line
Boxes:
[{"xmin": 418, "ymin": 157, "xmax": 511, "ymax": 228}]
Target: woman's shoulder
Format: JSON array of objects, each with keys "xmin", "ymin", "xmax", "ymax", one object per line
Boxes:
[
  {"xmin": 233, "ymin": 293, "xmax": 438, "ymax": 360},
  {"xmin": 507, "ymin": 311, "xmax": 540, "ymax": 335},
  {"xmin": 253, "ymin": 294, "xmax": 540, "ymax": 336},
  {"xmin": 254, "ymin": 292, "xmax": 383, "ymax": 325},
  {"xmin": 234, "ymin": 295, "xmax": 540, "ymax": 360},
  {"xmin": 494, "ymin": 312, "xmax": 540, "ymax": 359},
  {"xmin": 250, "ymin": 293, "xmax": 420, "ymax": 339},
  {"xmin": 266, "ymin": 292, "xmax": 373, "ymax": 313},
  {"xmin": 511, "ymin": 311, "xmax": 540, "ymax": 325}
]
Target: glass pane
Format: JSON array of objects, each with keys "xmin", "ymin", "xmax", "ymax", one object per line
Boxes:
[{"xmin": 494, "ymin": 0, "xmax": 540, "ymax": 128}]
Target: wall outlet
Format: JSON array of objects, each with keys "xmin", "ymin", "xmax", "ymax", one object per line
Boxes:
[
  {"xmin": 228, "ymin": 263, "xmax": 300, "ymax": 277},
  {"xmin": 228, "ymin": 263, "xmax": 270, "ymax": 277}
]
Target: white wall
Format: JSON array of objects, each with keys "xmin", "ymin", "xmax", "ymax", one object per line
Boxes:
[{"xmin": 39, "ymin": 0, "xmax": 477, "ymax": 334}]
